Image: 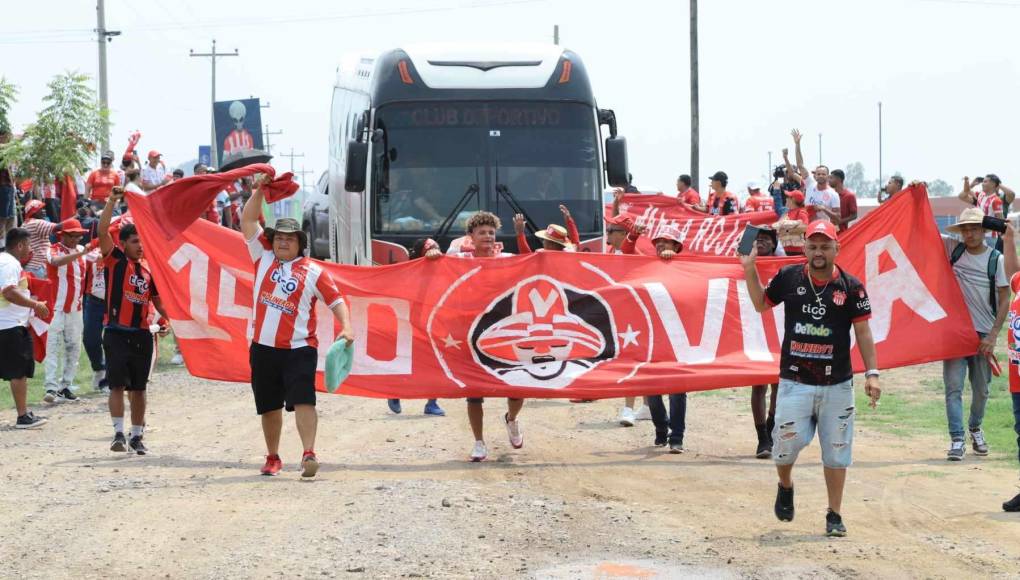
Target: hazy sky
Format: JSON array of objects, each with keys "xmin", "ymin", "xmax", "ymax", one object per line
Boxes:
[{"xmin": 3, "ymin": 0, "xmax": 1019, "ymax": 194}]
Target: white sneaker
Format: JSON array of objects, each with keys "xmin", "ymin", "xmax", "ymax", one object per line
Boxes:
[
  {"xmin": 504, "ymin": 413, "xmax": 524, "ymax": 449},
  {"xmin": 634, "ymin": 405, "xmax": 652, "ymax": 421},
  {"xmin": 170, "ymin": 353, "xmax": 184, "ymax": 365},
  {"xmin": 43, "ymin": 390, "xmax": 60, "ymax": 404},
  {"xmin": 470, "ymin": 440, "xmax": 488, "ymax": 462},
  {"xmin": 618, "ymin": 406, "xmax": 636, "ymax": 427}
]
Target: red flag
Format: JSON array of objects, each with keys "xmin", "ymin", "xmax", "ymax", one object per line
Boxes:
[
  {"xmin": 144, "ymin": 163, "xmax": 296, "ymax": 240},
  {"xmin": 58, "ymin": 174, "xmax": 77, "ymax": 221},
  {"xmin": 124, "ymin": 183, "xmax": 978, "ymax": 399},
  {"xmin": 26, "ymin": 274, "xmax": 53, "ymax": 363}
]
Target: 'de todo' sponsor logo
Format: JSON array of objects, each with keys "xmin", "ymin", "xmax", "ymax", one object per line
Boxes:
[{"xmin": 794, "ymin": 322, "xmax": 832, "ymax": 337}]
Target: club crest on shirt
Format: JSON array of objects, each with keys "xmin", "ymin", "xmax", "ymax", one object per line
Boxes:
[{"xmin": 832, "ymin": 290, "xmax": 846, "ymax": 306}]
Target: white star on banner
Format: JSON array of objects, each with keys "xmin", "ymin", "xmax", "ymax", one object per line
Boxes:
[
  {"xmin": 442, "ymin": 334, "xmax": 462, "ymax": 349},
  {"xmin": 618, "ymin": 325, "xmax": 641, "ymax": 348}
]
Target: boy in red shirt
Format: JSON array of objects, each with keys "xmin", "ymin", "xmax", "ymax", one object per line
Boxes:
[{"xmin": 774, "ymin": 190, "xmax": 810, "ymax": 255}]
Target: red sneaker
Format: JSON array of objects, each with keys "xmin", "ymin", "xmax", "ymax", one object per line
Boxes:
[
  {"xmin": 301, "ymin": 451, "xmax": 319, "ymax": 479},
  {"xmin": 260, "ymin": 454, "xmax": 282, "ymax": 476}
]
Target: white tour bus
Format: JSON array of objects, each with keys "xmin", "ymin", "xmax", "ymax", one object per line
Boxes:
[{"xmin": 327, "ymin": 44, "xmax": 628, "ymax": 264}]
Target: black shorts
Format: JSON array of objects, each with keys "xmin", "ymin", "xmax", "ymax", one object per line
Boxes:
[
  {"xmin": 103, "ymin": 327, "xmax": 154, "ymax": 391},
  {"xmin": 249, "ymin": 342, "xmax": 318, "ymax": 415},
  {"xmin": 0, "ymin": 326, "xmax": 34, "ymax": 380}
]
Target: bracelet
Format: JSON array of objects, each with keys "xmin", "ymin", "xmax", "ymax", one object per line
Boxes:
[{"xmin": 865, "ymin": 369, "xmax": 880, "ymax": 378}]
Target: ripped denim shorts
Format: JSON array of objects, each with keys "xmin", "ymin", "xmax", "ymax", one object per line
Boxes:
[{"xmin": 772, "ymin": 378, "xmax": 855, "ymax": 469}]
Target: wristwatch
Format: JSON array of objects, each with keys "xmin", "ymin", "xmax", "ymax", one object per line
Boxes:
[{"xmin": 865, "ymin": 369, "xmax": 880, "ymax": 378}]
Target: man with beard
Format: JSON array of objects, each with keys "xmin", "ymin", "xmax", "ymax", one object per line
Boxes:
[
  {"xmin": 741, "ymin": 220, "xmax": 881, "ymax": 537},
  {"xmin": 426, "ymin": 211, "xmax": 522, "ymax": 462}
]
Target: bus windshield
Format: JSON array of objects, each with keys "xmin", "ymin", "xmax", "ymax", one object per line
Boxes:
[{"xmin": 370, "ymin": 101, "xmax": 601, "ymax": 239}]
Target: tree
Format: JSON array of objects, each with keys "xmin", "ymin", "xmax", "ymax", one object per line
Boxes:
[
  {"xmin": 0, "ymin": 76, "xmax": 17, "ymax": 137},
  {"xmin": 844, "ymin": 161, "xmax": 867, "ymax": 193},
  {"xmin": 0, "ymin": 71, "xmax": 108, "ymax": 186},
  {"xmin": 927, "ymin": 178, "xmax": 954, "ymax": 197}
]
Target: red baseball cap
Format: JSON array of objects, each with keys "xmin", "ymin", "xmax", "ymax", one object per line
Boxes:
[
  {"xmin": 805, "ymin": 220, "xmax": 838, "ymax": 241},
  {"xmin": 147, "ymin": 150, "xmax": 161, "ymax": 159},
  {"xmin": 786, "ymin": 189, "xmax": 805, "ymax": 204}
]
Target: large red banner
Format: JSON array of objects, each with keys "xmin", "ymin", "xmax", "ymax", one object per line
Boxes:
[
  {"xmin": 128, "ymin": 184, "xmax": 977, "ymax": 399},
  {"xmin": 607, "ymin": 194, "xmax": 778, "ymax": 256}
]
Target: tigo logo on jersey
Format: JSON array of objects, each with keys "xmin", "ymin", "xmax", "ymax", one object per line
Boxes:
[
  {"xmin": 270, "ymin": 268, "xmax": 299, "ymax": 295},
  {"xmin": 129, "ymin": 273, "xmax": 149, "ymax": 295}
]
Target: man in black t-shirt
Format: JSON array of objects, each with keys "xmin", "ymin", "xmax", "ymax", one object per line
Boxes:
[{"xmin": 741, "ymin": 219, "xmax": 882, "ymax": 538}]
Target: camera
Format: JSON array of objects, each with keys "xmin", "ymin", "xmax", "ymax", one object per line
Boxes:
[{"xmin": 983, "ymin": 215, "xmax": 1008, "ymax": 234}]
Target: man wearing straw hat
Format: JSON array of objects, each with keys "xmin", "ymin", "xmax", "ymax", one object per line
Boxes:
[
  {"xmin": 941, "ymin": 207, "xmax": 1010, "ymax": 461},
  {"xmin": 241, "ymin": 177, "xmax": 354, "ymax": 478}
]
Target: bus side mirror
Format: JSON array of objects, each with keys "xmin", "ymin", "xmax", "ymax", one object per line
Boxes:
[
  {"xmin": 605, "ymin": 136, "xmax": 628, "ymax": 187},
  {"xmin": 345, "ymin": 140, "xmax": 368, "ymax": 192}
]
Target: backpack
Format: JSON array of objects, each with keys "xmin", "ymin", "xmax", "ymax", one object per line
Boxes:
[{"xmin": 950, "ymin": 242, "xmax": 1002, "ymax": 315}]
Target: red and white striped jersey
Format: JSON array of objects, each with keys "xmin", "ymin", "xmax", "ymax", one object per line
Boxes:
[
  {"xmin": 46, "ymin": 242, "xmax": 86, "ymax": 313},
  {"xmin": 247, "ymin": 230, "xmax": 343, "ymax": 350},
  {"xmin": 223, "ymin": 130, "xmax": 254, "ymax": 155}
]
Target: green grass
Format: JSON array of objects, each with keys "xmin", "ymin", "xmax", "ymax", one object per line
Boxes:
[{"xmin": 1, "ymin": 335, "xmax": 180, "ymax": 411}]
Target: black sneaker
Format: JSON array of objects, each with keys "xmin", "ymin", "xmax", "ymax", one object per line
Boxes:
[
  {"xmin": 110, "ymin": 432, "xmax": 127, "ymax": 452},
  {"xmin": 755, "ymin": 425, "xmax": 772, "ymax": 459},
  {"xmin": 57, "ymin": 388, "xmax": 78, "ymax": 402},
  {"xmin": 654, "ymin": 433, "xmax": 668, "ymax": 447},
  {"xmin": 129, "ymin": 435, "xmax": 147, "ymax": 455},
  {"xmin": 15, "ymin": 412, "xmax": 47, "ymax": 429},
  {"xmin": 826, "ymin": 509, "xmax": 847, "ymax": 537},
  {"xmin": 775, "ymin": 483, "xmax": 794, "ymax": 522},
  {"xmin": 1003, "ymin": 492, "xmax": 1020, "ymax": 513}
]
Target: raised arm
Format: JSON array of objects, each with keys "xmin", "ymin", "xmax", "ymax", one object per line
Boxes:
[
  {"xmin": 791, "ymin": 129, "xmax": 807, "ymax": 176},
  {"xmin": 513, "ymin": 213, "xmax": 533, "ymax": 254},
  {"xmin": 738, "ymin": 247, "xmax": 769, "ymax": 312},
  {"xmin": 1000, "ymin": 184, "xmax": 1015, "ymax": 206},
  {"xmin": 958, "ymin": 177, "xmax": 976, "ymax": 204},
  {"xmin": 241, "ymin": 177, "xmax": 266, "ymax": 241},
  {"xmin": 98, "ymin": 186, "xmax": 122, "ymax": 257},
  {"xmin": 560, "ymin": 204, "xmax": 580, "ymax": 245}
]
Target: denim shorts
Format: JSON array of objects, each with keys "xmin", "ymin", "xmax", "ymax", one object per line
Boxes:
[{"xmin": 773, "ymin": 378, "xmax": 855, "ymax": 468}]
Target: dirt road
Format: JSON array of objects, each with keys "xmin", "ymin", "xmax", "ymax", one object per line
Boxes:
[{"xmin": 1, "ymin": 366, "xmax": 1018, "ymax": 579}]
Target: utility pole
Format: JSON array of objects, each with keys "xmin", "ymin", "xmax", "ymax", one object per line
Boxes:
[
  {"xmin": 690, "ymin": 0, "xmax": 700, "ymax": 191},
  {"xmin": 95, "ymin": 0, "xmax": 120, "ymax": 152},
  {"xmin": 553, "ymin": 25, "xmax": 559, "ymax": 45},
  {"xmin": 296, "ymin": 166, "xmax": 314, "ymax": 189},
  {"xmin": 877, "ymin": 101, "xmax": 883, "ymax": 188},
  {"xmin": 263, "ymin": 124, "xmax": 283, "ymax": 155},
  {"xmin": 189, "ymin": 39, "xmax": 238, "ymax": 168},
  {"xmin": 280, "ymin": 148, "xmax": 304, "ymax": 173},
  {"xmin": 818, "ymin": 133, "xmax": 823, "ymax": 165}
]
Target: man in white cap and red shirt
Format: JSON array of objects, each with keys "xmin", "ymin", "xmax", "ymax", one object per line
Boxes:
[
  {"xmin": 741, "ymin": 219, "xmax": 881, "ymax": 537},
  {"xmin": 42, "ymin": 218, "xmax": 93, "ymax": 403},
  {"xmin": 140, "ymin": 150, "xmax": 170, "ymax": 192}
]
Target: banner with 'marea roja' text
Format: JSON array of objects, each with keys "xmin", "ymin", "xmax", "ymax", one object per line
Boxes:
[
  {"xmin": 607, "ymin": 194, "xmax": 778, "ymax": 256},
  {"xmin": 127, "ymin": 184, "xmax": 977, "ymax": 399}
]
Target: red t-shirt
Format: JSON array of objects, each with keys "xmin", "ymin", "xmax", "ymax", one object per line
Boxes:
[
  {"xmin": 1008, "ymin": 272, "xmax": 1020, "ymax": 393},
  {"xmin": 86, "ymin": 169, "xmax": 121, "ymax": 202},
  {"xmin": 678, "ymin": 188, "xmax": 701, "ymax": 206},
  {"xmin": 838, "ymin": 189, "xmax": 858, "ymax": 233},
  {"xmin": 744, "ymin": 194, "xmax": 775, "ymax": 213}
]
